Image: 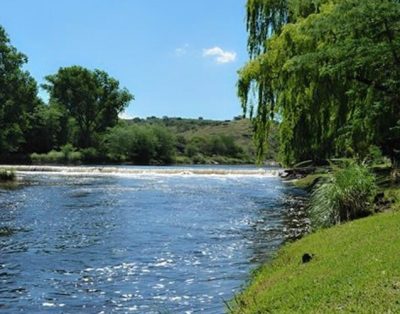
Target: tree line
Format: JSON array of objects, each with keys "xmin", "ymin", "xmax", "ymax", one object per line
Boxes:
[{"xmin": 0, "ymin": 24, "xmax": 255, "ymax": 165}]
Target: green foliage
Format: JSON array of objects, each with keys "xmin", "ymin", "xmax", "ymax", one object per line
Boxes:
[
  {"xmin": 104, "ymin": 124, "xmax": 176, "ymax": 164},
  {"xmin": 123, "ymin": 117, "xmax": 266, "ymax": 164},
  {"xmin": 185, "ymin": 135, "xmax": 243, "ymax": 158},
  {"xmin": 30, "ymin": 144, "xmax": 82, "ymax": 164},
  {"xmin": 385, "ymin": 186, "xmax": 400, "ymax": 211},
  {"xmin": 231, "ymin": 210, "xmax": 400, "ymax": 313},
  {"xmin": 80, "ymin": 147, "xmax": 103, "ymax": 163},
  {"xmin": 43, "ymin": 66, "xmax": 134, "ymax": 148},
  {"xmin": 240, "ymin": 0, "xmax": 400, "ymax": 166},
  {"xmin": 309, "ymin": 163, "xmax": 377, "ymax": 229},
  {"xmin": 0, "ymin": 168, "xmax": 16, "ymax": 181},
  {"xmin": 25, "ymin": 103, "xmax": 68, "ymax": 153},
  {"xmin": 0, "ymin": 25, "xmax": 42, "ymax": 154}
]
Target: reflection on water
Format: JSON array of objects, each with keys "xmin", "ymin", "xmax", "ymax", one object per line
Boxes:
[{"xmin": 0, "ymin": 167, "xmax": 302, "ymax": 313}]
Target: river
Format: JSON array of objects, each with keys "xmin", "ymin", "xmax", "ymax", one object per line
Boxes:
[{"xmin": 0, "ymin": 166, "xmax": 302, "ymax": 313}]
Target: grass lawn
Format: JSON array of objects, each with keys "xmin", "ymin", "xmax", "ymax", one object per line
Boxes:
[{"xmin": 230, "ymin": 203, "xmax": 400, "ymax": 313}]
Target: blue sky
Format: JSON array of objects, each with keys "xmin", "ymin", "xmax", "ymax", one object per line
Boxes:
[{"xmin": 0, "ymin": 0, "xmax": 248, "ymax": 120}]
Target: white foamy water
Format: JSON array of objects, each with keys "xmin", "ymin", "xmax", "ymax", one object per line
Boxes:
[{"xmin": 0, "ymin": 165, "xmax": 281, "ymax": 177}]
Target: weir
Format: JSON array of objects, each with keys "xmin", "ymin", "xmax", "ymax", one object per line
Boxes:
[{"xmin": 0, "ymin": 165, "xmax": 280, "ymax": 177}]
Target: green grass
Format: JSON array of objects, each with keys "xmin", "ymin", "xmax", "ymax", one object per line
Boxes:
[{"xmin": 230, "ymin": 207, "xmax": 400, "ymax": 313}]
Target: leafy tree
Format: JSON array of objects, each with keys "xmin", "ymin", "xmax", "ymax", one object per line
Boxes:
[
  {"xmin": 151, "ymin": 125, "xmax": 176, "ymax": 164},
  {"xmin": 0, "ymin": 25, "xmax": 42, "ymax": 154},
  {"xmin": 43, "ymin": 66, "xmax": 134, "ymax": 148},
  {"xmin": 240, "ymin": 0, "xmax": 400, "ymax": 166},
  {"xmin": 25, "ymin": 103, "xmax": 65, "ymax": 153}
]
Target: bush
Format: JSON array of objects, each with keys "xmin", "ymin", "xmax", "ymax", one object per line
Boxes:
[
  {"xmin": 184, "ymin": 135, "xmax": 243, "ymax": 159},
  {"xmin": 30, "ymin": 152, "xmax": 43, "ymax": 164},
  {"xmin": 103, "ymin": 124, "xmax": 176, "ymax": 164},
  {"xmin": 0, "ymin": 169, "xmax": 16, "ymax": 181},
  {"xmin": 46, "ymin": 150, "xmax": 65, "ymax": 163},
  {"xmin": 175, "ymin": 155, "xmax": 192, "ymax": 164},
  {"xmin": 30, "ymin": 144, "xmax": 82, "ymax": 164},
  {"xmin": 192, "ymin": 153, "xmax": 206, "ymax": 164},
  {"xmin": 80, "ymin": 147, "xmax": 101, "ymax": 162},
  {"xmin": 309, "ymin": 163, "xmax": 377, "ymax": 229},
  {"xmin": 68, "ymin": 151, "xmax": 82, "ymax": 163}
]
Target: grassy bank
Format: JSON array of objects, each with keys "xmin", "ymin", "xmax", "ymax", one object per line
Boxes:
[{"xmin": 230, "ymin": 185, "xmax": 400, "ymax": 313}]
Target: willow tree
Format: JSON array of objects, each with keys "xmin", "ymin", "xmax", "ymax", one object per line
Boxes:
[{"xmin": 239, "ymin": 0, "xmax": 400, "ymax": 166}]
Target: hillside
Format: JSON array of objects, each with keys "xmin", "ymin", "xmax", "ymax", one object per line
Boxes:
[{"xmin": 126, "ymin": 117, "xmax": 279, "ymax": 164}]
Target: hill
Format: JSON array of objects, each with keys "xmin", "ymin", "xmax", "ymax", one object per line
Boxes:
[{"xmin": 125, "ymin": 117, "xmax": 279, "ymax": 164}]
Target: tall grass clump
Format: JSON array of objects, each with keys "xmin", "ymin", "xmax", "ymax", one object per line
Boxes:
[
  {"xmin": 309, "ymin": 163, "xmax": 377, "ymax": 229},
  {"xmin": 30, "ymin": 144, "xmax": 82, "ymax": 164},
  {"xmin": 0, "ymin": 168, "xmax": 16, "ymax": 181}
]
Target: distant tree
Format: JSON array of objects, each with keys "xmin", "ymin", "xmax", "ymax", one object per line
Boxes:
[
  {"xmin": 104, "ymin": 124, "xmax": 175, "ymax": 164},
  {"xmin": 185, "ymin": 136, "xmax": 207, "ymax": 157},
  {"xmin": 43, "ymin": 66, "xmax": 134, "ymax": 148},
  {"xmin": 152, "ymin": 125, "xmax": 176, "ymax": 164},
  {"xmin": 0, "ymin": 25, "xmax": 42, "ymax": 154}
]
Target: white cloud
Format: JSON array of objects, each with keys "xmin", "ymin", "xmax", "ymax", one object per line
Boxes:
[
  {"xmin": 175, "ymin": 43, "xmax": 189, "ymax": 57},
  {"xmin": 202, "ymin": 46, "xmax": 236, "ymax": 64}
]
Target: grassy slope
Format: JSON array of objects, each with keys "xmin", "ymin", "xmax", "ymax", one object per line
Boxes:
[
  {"xmin": 129, "ymin": 117, "xmax": 279, "ymax": 161},
  {"xmin": 177, "ymin": 119, "xmax": 254, "ymax": 149},
  {"xmin": 232, "ymin": 209, "xmax": 400, "ymax": 313},
  {"xmin": 231, "ymin": 194, "xmax": 400, "ymax": 313}
]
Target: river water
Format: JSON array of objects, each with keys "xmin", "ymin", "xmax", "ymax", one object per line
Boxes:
[{"xmin": 0, "ymin": 166, "xmax": 300, "ymax": 313}]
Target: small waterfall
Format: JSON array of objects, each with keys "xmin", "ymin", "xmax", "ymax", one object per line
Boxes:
[{"xmin": 0, "ymin": 165, "xmax": 281, "ymax": 177}]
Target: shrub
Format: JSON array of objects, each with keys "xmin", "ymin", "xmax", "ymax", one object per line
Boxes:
[
  {"xmin": 68, "ymin": 151, "xmax": 82, "ymax": 163},
  {"xmin": 175, "ymin": 155, "xmax": 192, "ymax": 164},
  {"xmin": 104, "ymin": 124, "xmax": 176, "ymax": 164},
  {"xmin": 0, "ymin": 169, "xmax": 16, "ymax": 181},
  {"xmin": 30, "ymin": 152, "xmax": 43, "ymax": 164},
  {"xmin": 80, "ymin": 147, "xmax": 101, "ymax": 162},
  {"xmin": 309, "ymin": 163, "xmax": 377, "ymax": 229},
  {"xmin": 192, "ymin": 153, "xmax": 206, "ymax": 164},
  {"xmin": 46, "ymin": 150, "xmax": 65, "ymax": 163},
  {"xmin": 30, "ymin": 144, "xmax": 82, "ymax": 164}
]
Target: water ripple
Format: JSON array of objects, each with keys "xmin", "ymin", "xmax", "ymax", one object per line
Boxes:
[{"xmin": 0, "ymin": 166, "xmax": 301, "ymax": 313}]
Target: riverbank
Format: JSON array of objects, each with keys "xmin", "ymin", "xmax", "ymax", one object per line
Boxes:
[{"xmin": 230, "ymin": 173, "xmax": 400, "ymax": 313}]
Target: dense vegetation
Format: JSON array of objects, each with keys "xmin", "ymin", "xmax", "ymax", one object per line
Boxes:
[
  {"xmin": 309, "ymin": 163, "xmax": 377, "ymax": 228},
  {"xmin": 232, "ymin": 0, "xmax": 400, "ymax": 311},
  {"xmin": 126, "ymin": 116, "xmax": 279, "ymax": 164},
  {"xmin": 239, "ymin": 0, "xmax": 400, "ymax": 167},
  {"xmin": 0, "ymin": 25, "xmax": 269, "ymax": 165},
  {"xmin": 0, "ymin": 168, "xmax": 15, "ymax": 182}
]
